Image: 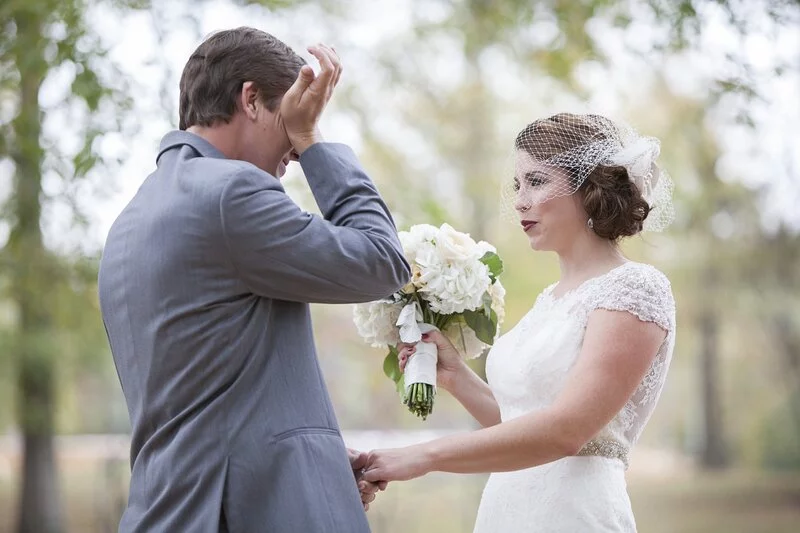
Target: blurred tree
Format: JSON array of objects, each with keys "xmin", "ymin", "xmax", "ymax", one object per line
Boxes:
[
  {"xmin": 640, "ymin": 89, "xmax": 742, "ymax": 469},
  {"xmin": 2, "ymin": 2, "xmax": 125, "ymax": 530},
  {"xmin": 635, "ymin": 78, "xmax": 800, "ymax": 468},
  {"xmin": 746, "ymin": 226, "xmax": 800, "ymax": 469},
  {"xmin": 762, "ymin": 228, "xmax": 800, "ymax": 429},
  {"xmin": 336, "ymin": 0, "xmax": 799, "ymax": 227},
  {"xmin": 0, "ymin": 1, "xmax": 304, "ymax": 531},
  {"xmin": 0, "ymin": 2, "xmax": 797, "ymax": 529},
  {"xmin": 331, "ymin": 0, "xmax": 798, "ymax": 396}
]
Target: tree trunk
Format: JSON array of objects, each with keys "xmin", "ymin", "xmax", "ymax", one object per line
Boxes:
[
  {"xmin": 18, "ymin": 434, "xmax": 62, "ymax": 533},
  {"xmin": 773, "ymin": 314, "xmax": 800, "ymax": 436},
  {"xmin": 771, "ymin": 230, "xmax": 800, "ymax": 431},
  {"xmin": 698, "ymin": 308, "xmax": 728, "ymax": 469},
  {"xmin": 10, "ymin": 7, "xmax": 65, "ymax": 533}
]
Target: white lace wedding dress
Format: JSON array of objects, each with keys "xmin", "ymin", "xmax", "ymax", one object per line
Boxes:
[{"xmin": 473, "ymin": 261, "xmax": 676, "ymax": 533}]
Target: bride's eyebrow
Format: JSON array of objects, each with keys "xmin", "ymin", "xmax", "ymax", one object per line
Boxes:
[{"xmin": 524, "ymin": 171, "xmax": 550, "ymax": 181}]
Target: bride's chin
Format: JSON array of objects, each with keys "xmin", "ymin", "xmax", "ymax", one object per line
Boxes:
[
  {"xmin": 529, "ymin": 239, "xmax": 555, "ymax": 252},
  {"xmin": 527, "ymin": 236, "xmax": 545, "ymax": 251}
]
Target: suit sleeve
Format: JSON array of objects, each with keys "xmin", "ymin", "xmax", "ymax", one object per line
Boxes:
[{"xmin": 219, "ymin": 143, "xmax": 411, "ymax": 303}]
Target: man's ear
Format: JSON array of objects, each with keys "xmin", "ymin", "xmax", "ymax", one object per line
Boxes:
[{"xmin": 241, "ymin": 81, "xmax": 259, "ymax": 120}]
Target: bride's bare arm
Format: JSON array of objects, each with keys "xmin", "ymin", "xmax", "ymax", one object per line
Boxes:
[
  {"xmin": 443, "ymin": 364, "xmax": 501, "ymax": 428},
  {"xmin": 366, "ymin": 309, "xmax": 667, "ymax": 482}
]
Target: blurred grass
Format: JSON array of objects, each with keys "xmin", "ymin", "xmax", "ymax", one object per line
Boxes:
[
  {"xmin": 628, "ymin": 470, "xmax": 800, "ymax": 533},
  {"xmin": 2, "ymin": 458, "xmax": 800, "ymax": 533}
]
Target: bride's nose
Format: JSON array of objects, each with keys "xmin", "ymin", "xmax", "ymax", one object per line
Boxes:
[{"xmin": 515, "ymin": 193, "xmax": 531, "ymax": 213}]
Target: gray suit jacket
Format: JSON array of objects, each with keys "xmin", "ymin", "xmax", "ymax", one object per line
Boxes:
[{"xmin": 98, "ymin": 131, "xmax": 410, "ymax": 533}]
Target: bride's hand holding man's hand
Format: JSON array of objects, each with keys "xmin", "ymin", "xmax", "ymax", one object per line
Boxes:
[
  {"xmin": 348, "ymin": 448, "xmax": 388, "ymax": 510},
  {"xmin": 363, "ymin": 446, "xmax": 433, "ymax": 484}
]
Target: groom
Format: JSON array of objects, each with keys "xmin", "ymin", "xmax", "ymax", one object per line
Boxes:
[{"xmin": 98, "ymin": 27, "xmax": 410, "ymax": 532}]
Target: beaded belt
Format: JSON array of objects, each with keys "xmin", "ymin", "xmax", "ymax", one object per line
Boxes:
[{"xmin": 576, "ymin": 439, "xmax": 629, "ymax": 468}]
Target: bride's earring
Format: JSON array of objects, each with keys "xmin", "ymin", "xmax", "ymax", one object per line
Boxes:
[{"xmin": 587, "ymin": 218, "xmax": 594, "ymax": 230}]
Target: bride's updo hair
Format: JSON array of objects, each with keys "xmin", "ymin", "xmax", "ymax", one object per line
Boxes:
[{"xmin": 515, "ymin": 113, "xmax": 651, "ymax": 241}]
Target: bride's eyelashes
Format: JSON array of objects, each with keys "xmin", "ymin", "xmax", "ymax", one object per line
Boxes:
[
  {"xmin": 523, "ymin": 171, "xmax": 549, "ymax": 188},
  {"xmin": 512, "ymin": 172, "xmax": 550, "ymax": 192}
]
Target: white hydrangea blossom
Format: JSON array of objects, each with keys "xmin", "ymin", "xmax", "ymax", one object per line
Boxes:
[
  {"xmin": 417, "ymin": 260, "xmax": 491, "ymax": 314},
  {"xmin": 352, "ymin": 299, "xmax": 404, "ymax": 348},
  {"xmin": 407, "ymin": 224, "xmax": 492, "ymax": 314}
]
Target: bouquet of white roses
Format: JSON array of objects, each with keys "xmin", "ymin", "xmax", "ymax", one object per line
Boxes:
[{"xmin": 353, "ymin": 223, "xmax": 505, "ymax": 420}]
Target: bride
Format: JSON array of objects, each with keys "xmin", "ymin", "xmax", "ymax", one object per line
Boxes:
[{"xmin": 363, "ymin": 113, "xmax": 677, "ymax": 532}]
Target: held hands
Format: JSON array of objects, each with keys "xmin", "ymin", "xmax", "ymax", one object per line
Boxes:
[
  {"xmin": 347, "ymin": 448, "xmax": 387, "ymax": 511},
  {"xmin": 397, "ymin": 330, "xmax": 467, "ymax": 392},
  {"xmin": 349, "ymin": 445, "xmax": 432, "ymax": 498},
  {"xmin": 355, "ymin": 332, "xmax": 464, "ymax": 491},
  {"xmin": 362, "ymin": 446, "xmax": 432, "ymax": 484},
  {"xmin": 279, "ymin": 44, "xmax": 343, "ymax": 155}
]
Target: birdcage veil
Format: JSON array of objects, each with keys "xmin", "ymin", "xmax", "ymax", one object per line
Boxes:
[{"xmin": 500, "ymin": 113, "xmax": 674, "ymax": 232}]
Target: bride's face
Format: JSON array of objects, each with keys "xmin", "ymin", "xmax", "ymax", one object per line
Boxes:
[{"xmin": 513, "ymin": 151, "xmax": 587, "ymax": 253}]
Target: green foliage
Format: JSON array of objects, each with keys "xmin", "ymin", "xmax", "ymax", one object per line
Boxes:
[
  {"xmin": 480, "ymin": 251, "xmax": 504, "ymax": 283},
  {"xmin": 0, "ymin": 327, "xmax": 14, "ymax": 430},
  {"xmin": 0, "ymin": 0, "xmax": 306, "ymax": 528},
  {"xmin": 0, "ymin": 0, "xmax": 316, "ymax": 426},
  {"xmin": 758, "ymin": 394, "xmax": 800, "ymax": 471},
  {"xmin": 343, "ymin": 0, "xmax": 798, "ymax": 457},
  {"xmin": 382, "ymin": 345, "xmax": 405, "ymax": 396},
  {"xmin": 0, "ymin": 0, "xmax": 795, "ymax": 488},
  {"xmin": 462, "ymin": 307, "xmax": 497, "ymax": 345}
]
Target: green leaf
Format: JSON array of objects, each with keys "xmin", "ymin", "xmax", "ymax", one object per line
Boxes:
[
  {"xmin": 383, "ymin": 346, "xmax": 405, "ymax": 396},
  {"xmin": 397, "ymin": 374, "xmax": 406, "ymax": 396},
  {"xmin": 480, "ymin": 251, "xmax": 504, "ymax": 282},
  {"xmin": 463, "ymin": 309, "xmax": 496, "ymax": 345},
  {"xmin": 383, "ymin": 346, "xmax": 401, "ymax": 382},
  {"xmin": 71, "ymin": 67, "xmax": 105, "ymax": 112}
]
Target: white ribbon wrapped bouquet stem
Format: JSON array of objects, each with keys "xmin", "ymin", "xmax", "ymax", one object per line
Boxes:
[{"xmin": 396, "ymin": 302, "xmax": 440, "ymax": 418}]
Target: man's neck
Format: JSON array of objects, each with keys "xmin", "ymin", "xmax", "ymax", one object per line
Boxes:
[{"xmin": 187, "ymin": 123, "xmax": 242, "ymax": 161}]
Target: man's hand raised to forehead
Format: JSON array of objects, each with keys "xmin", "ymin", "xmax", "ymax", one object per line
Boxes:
[{"xmin": 280, "ymin": 44, "xmax": 343, "ymax": 155}]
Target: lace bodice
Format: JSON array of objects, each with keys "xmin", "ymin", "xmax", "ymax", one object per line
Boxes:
[{"xmin": 485, "ymin": 261, "xmax": 676, "ymax": 467}]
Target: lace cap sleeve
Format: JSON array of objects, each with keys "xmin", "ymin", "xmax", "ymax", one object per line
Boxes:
[{"xmin": 589, "ymin": 263, "xmax": 675, "ymax": 332}]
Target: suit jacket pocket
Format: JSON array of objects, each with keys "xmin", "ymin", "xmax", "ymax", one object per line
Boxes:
[
  {"xmin": 225, "ymin": 429, "xmax": 371, "ymax": 533},
  {"xmin": 272, "ymin": 426, "xmax": 341, "ymax": 443}
]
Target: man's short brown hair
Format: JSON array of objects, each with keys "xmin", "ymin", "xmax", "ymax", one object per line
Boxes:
[{"xmin": 179, "ymin": 27, "xmax": 305, "ymax": 130}]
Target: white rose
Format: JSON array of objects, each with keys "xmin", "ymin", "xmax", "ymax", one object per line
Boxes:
[
  {"xmin": 438, "ymin": 223, "xmax": 481, "ymax": 264},
  {"xmin": 409, "ymin": 224, "xmax": 440, "ymax": 241},
  {"xmin": 476, "ymin": 240, "xmax": 496, "ymax": 256}
]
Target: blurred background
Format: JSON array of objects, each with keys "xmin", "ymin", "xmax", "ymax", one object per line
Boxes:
[{"xmin": 1, "ymin": 0, "xmax": 799, "ymax": 532}]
